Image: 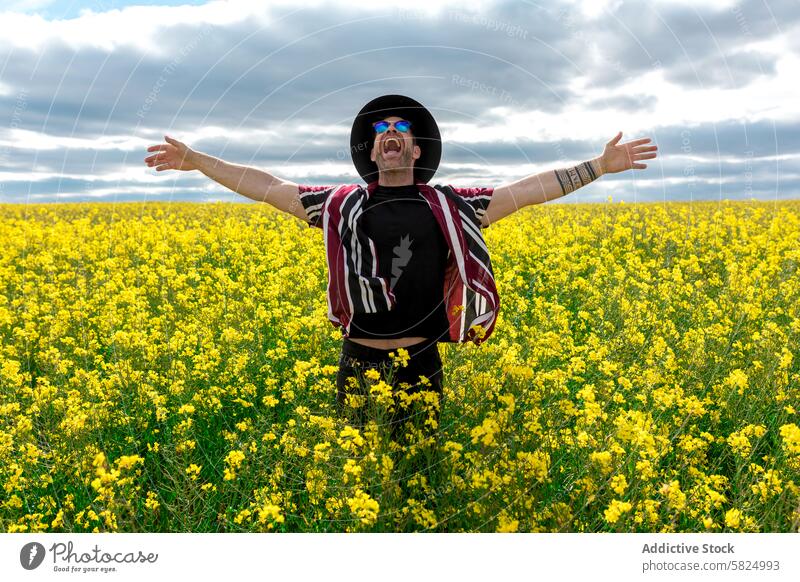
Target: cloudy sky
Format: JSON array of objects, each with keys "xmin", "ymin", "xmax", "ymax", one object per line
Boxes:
[{"xmin": 0, "ymin": 0, "xmax": 797, "ymax": 204}]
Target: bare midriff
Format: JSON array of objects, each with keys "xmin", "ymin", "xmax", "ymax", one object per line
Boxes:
[{"xmin": 347, "ymin": 336, "xmax": 429, "ymax": 349}]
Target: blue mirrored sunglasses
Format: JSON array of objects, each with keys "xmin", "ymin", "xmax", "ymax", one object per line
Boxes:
[{"xmin": 372, "ymin": 119, "xmax": 412, "ymax": 134}]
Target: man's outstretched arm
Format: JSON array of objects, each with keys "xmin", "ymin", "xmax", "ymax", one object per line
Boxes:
[
  {"xmin": 480, "ymin": 132, "xmax": 658, "ymax": 228},
  {"xmin": 143, "ymin": 135, "xmax": 310, "ymax": 222}
]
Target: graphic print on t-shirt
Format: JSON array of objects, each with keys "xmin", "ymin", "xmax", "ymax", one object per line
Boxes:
[{"xmin": 390, "ymin": 234, "xmax": 413, "ymax": 290}]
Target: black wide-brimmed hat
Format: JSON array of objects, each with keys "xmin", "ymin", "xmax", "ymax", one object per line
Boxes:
[{"xmin": 350, "ymin": 94, "xmax": 441, "ymax": 184}]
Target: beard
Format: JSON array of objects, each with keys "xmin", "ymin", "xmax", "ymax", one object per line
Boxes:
[{"xmin": 376, "ymin": 146, "xmax": 414, "ymax": 174}]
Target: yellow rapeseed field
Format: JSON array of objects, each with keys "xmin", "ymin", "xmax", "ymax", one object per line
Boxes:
[{"xmin": 1, "ymin": 199, "xmax": 799, "ymax": 532}]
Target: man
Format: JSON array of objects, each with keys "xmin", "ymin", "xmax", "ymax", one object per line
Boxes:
[{"xmin": 143, "ymin": 94, "xmax": 657, "ymax": 438}]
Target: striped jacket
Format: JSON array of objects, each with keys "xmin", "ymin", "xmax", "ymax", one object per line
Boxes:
[{"xmin": 298, "ymin": 180, "xmax": 500, "ymax": 345}]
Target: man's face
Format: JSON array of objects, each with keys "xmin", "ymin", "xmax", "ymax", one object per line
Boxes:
[{"xmin": 369, "ymin": 115, "xmax": 421, "ymax": 174}]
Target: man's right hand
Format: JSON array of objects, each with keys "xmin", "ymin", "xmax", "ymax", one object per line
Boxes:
[
  {"xmin": 144, "ymin": 135, "xmax": 198, "ymax": 171},
  {"xmin": 143, "ymin": 135, "xmax": 309, "ymax": 222}
]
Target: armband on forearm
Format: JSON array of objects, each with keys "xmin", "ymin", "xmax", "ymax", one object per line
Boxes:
[{"xmin": 554, "ymin": 158, "xmax": 603, "ymax": 196}]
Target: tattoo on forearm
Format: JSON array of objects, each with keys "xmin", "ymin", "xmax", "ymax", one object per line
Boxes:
[{"xmin": 554, "ymin": 159, "xmax": 602, "ymax": 196}]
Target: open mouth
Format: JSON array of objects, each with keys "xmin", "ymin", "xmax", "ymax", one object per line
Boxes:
[{"xmin": 382, "ymin": 137, "xmax": 402, "ymax": 158}]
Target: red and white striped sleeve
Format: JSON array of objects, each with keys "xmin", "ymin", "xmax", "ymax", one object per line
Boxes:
[
  {"xmin": 297, "ymin": 184, "xmax": 337, "ymax": 229},
  {"xmin": 447, "ymin": 186, "xmax": 494, "ymax": 228}
]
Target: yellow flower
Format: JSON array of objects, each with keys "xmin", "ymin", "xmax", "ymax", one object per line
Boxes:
[
  {"xmin": 779, "ymin": 423, "xmax": 800, "ymax": 469},
  {"xmin": 145, "ymin": 491, "xmax": 160, "ymax": 511},
  {"xmin": 780, "ymin": 423, "xmax": 800, "ymax": 454},
  {"xmin": 590, "ymin": 450, "xmax": 613, "ymax": 475},
  {"xmin": 256, "ymin": 503, "xmax": 284, "ymax": 527},
  {"xmin": 116, "ymin": 455, "xmax": 143, "ymax": 471},
  {"xmin": 5, "ymin": 198, "xmax": 800, "ymax": 533},
  {"xmin": 610, "ymin": 474, "xmax": 628, "ymax": 496},
  {"xmin": 727, "ymin": 432, "xmax": 752, "ymax": 457},
  {"xmin": 176, "ymin": 439, "xmax": 196, "ymax": 453},
  {"xmin": 389, "ymin": 347, "xmax": 410, "ymax": 368},
  {"xmin": 604, "ymin": 500, "xmax": 632, "ymax": 524},
  {"xmin": 343, "ymin": 459, "xmax": 363, "ymax": 485},
  {"xmin": 50, "ymin": 509, "xmax": 65, "ymax": 528},
  {"xmin": 725, "ymin": 369, "xmax": 749, "ymax": 395},
  {"xmin": 313, "ymin": 442, "xmax": 332, "ymax": 462},
  {"xmin": 778, "ymin": 347, "xmax": 793, "ymax": 370},
  {"xmin": 364, "ymin": 368, "xmax": 381, "ymax": 381},
  {"xmin": 724, "ymin": 508, "xmax": 741, "ymax": 529},
  {"xmin": 471, "ymin": 417, "xmax": 500, "ymax": 447},
  {"xmin": 497, "ymin": 511, "xmax": 519, "ymax": 532},
  {"xmin": 347, "ymin": 489, "xmax": 379, "ymax": 526},
  {"xmin": 234, "ymin": 509, "xmax": 252, "ymax": 525},
  {"xmin": 185, "ymin": 464, "xmax": 202, "ymax": 480},
  {"xmin": 468, "ymin": 324, "xmax": 487, "ymax": 340},
  {"xmin": 338, "ymin": 426, "xmax": 365, "ymax": 452},
  {"xmin": 516, "ymin": 451, "xmax": 550, "ymax": 482},
  {"xmin": 369, "ymin": 380, "xmax": 394, "ymax": 407},
  {"xmin": 660, "ymin": 480, "xmax": 687, "ymax": 511},
  {"xmin": 223, "ymin": 450, "xmax": 246, "ymax": 481},
  {"xmin": 751, "ymin": 469, "xmax": 783, "ymax": 501},
  {"xmin": 635, "ymin": 459, "xmax": 655, "ymax": 480}
]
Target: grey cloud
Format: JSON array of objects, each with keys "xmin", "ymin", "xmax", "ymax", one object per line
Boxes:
[
  {"xmin": 575, "ymin": 0, "xmax": 799, "ymax": 90},
  {"xmin": 584, "ymin": 93, "xmax": 659, "ymax": 112},
  {"xmin": 0, "ymin": 0, "xmax": 797, "ymax": 204},
  {"xmin": 0, "ymin": 2, "xmax": 590, "ymax": 142},
  {"xmin": 664, "ymin": 48, "xmax": 777, "ymax": 89}
]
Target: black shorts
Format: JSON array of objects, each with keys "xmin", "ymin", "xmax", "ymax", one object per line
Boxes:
[{"xmin": 335, "ymin": 337, "xmax": 444, "ymax": 434}]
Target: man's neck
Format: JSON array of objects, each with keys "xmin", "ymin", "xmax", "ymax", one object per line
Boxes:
[{"xmin": 378, "ymin": 171, "xmax": 415, "ymax": 187}]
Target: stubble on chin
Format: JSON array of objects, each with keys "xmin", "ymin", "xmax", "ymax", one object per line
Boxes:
[{"xmin": 377, "ymin": 151, "xmax": 413, "ymax": 173}]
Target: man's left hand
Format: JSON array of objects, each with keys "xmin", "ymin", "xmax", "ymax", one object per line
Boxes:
[{"xmin": 598, "ymin": 131, "xmax": 658, "ymax": 174}]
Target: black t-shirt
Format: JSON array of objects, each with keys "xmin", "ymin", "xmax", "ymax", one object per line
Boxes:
[{"xmin": 347, "ymin": 184, "xmax": 451, "ymax": 340}]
